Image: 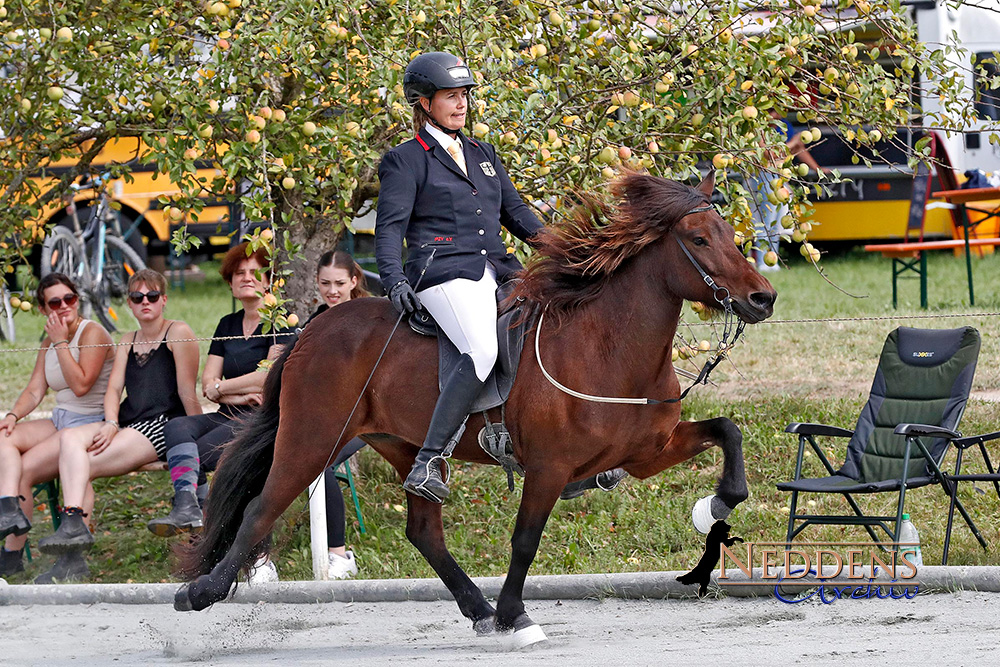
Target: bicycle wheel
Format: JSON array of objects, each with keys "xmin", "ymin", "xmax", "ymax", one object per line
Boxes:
[
  {"xmin": 92, "ymin": 236, "xmax": 145, "ymax": 331},
  {"xmin": 0, "ymin": 284, "xmax": 15, "ymax": 343},
  {"xmin": 40, "ymin": 226, "xmax": 86, "ymax": 282}
]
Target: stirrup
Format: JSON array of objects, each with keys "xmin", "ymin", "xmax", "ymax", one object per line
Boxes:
[
  {"xmin": 596, "ymin": 468, "xmax": 627, "ymax": 492},
  {"xmin": 404, "ymin": 455, "xmax": 452, "ymax": 503}
]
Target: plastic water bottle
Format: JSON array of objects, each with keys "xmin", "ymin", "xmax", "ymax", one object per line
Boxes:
[{"xmin": 898, "ymin": 513, "xmax": 923, "ymax": 567}]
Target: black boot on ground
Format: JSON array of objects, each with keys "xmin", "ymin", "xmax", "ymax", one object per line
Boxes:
[
  {"xmin": 0, "ymin": 546, "xmax": 24, "ymax": 576},
  {"xmin": 34, "ymin": 550, "xmax": 89, "ymax": 584},
  {"xmin": 146, "ymin": 490, "xmax": 204, "ymax": 537},
  {"xmin": 559, "ymin": 468, "xmax": 629, "ymax": 500},
  {"xmin": 37, "ymin": 508, "xmax": 94, "ymax": 555},
  {"xmin": 403, "ymin": 354, "xmax": 485, "ymax": 503},
  {"xmin": 0, "ymin": 495, "xmax": 31, "ymax": 540}
]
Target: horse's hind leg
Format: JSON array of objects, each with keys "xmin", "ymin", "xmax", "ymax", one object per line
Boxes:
[
  {"xmin": 372, "ymin": 436, "xmax": 496, "ymax": 634},
  {"xmin": 671, "ymin": 418, "xmax": 749, "ymax": 533},
  {"xmin": 177, "ymin": 433, "xmax": 330, "ymax": 611}
]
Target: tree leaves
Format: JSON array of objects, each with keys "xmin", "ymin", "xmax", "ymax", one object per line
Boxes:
[{"xmin": 0, "ymin": 0, "xmax": 993, "ymax": 314}]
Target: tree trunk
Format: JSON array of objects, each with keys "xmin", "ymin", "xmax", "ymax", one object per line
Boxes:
[{"xmin": 280, "ymin": 213, "xmax": 343, "ymax": 321}]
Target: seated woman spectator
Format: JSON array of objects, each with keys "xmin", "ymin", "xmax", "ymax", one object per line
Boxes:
[
  {"xmin": 307, "ymin": 250, "xmax": 369, "ymax": 580},
  {"xmin": 33, "ymin": 269, "xmax": 202, "ymax": 582},
  {"xmin": 146, "ymin": 243, "xmax": 288, "ymax": 557},
  {"xmin": 0, "ymin": 273, "xmax": 114, "ymax": 580}
]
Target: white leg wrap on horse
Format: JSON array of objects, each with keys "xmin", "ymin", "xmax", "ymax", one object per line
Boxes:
[
  {"xmin": 508, "ymin": 624, "xmax": 547, "ymax": 650},
  {"xmin": 692, "ymin": 494, "xmax": 734, "ymax": 534}
]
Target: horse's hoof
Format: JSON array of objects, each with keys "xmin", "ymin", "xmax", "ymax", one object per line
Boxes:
[
  {"xmin": 503, "ymin": 614, "xmax": 547, "ymax": 650},
  {"xmin": 508, "ymin": 623, "xmax": 547, "ymax": 650},
  {"xmin": 473, "ymin": 616, "xmax": 497, "ymax": 636},
  {"xmin": 174, "ymin": 584, "xmax": 194, "ymax": 612}
]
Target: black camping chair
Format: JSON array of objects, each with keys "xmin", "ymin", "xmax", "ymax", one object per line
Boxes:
[{"xmin": 776, "ymin": 326, "xmax": 1000, "ymax": 564}]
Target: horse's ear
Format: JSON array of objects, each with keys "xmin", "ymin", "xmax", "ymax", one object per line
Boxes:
[{"xmin": 696, "ymin": 170, "xmax": 715, "ymax": 196}]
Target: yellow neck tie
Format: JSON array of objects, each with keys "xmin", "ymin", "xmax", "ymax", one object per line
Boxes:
[{"xmin": 446, "ymin": 141, "xmax": 467, "ymax": 176}]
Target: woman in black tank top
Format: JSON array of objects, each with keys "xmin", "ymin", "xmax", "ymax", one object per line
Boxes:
[{"xmin": 32, "ymin": 270, "xmax": 202, "ymax": 583}]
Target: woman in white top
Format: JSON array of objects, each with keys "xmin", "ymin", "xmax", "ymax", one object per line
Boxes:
[{"xmin": 0, "ymin": 273, "xmax": 114, "ymax": 579}]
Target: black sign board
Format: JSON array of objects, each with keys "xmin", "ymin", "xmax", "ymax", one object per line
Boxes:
[{"xmin": 907, "ymin": 159, "xmax": 932, "ymax": 238}]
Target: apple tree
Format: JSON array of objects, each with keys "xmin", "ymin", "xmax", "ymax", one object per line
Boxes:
[{"xmin": 0, "ymin": 0, "xmax": 992, "ymax": 320}]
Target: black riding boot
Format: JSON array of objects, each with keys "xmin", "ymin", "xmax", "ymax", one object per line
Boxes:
[
  {"xmin": 403, "ymin": 354, "xmax": 484, "ymax": 503},
  {"xmin": 560, "ymin": 468, "xmax": 629, "ymax": 500},
  {"xmin": 0, "ymin": 495, "xmax": 31, "ymax": 540},
  {"xmin": 38, "ymin": 508, "xmax": 94, "ymax": 554},
  {"xmin": 146, "ymin": 490, "xmax": 204, "ymax": 537}
]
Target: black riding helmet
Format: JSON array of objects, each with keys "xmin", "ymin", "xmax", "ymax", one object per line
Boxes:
[{"xmin": 403, "ymin": 52, "xmax": 478, "ymax": 105}]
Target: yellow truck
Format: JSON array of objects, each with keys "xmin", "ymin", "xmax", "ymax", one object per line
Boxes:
[
  {"xmin": 25, "ymin": 137, "xmax": 233, "ymax": 271},
  {"xmin": 802, "ymin": 2, "xmax": 1000, "ymax": 243}
]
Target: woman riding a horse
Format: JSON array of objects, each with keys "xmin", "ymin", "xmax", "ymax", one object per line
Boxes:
[
  {"xmin": 375, "ymin": 51, "xmax": 621, "ymax": 503},
  {"xmin": 175, "ymin": 56, "xmax": 777, "ymax": 648}
]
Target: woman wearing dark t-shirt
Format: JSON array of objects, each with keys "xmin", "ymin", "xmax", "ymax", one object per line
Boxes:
[
  {"xmin": 147, "ymin": 243, "xmax": 289, "ymax": 540},
  {"xmin": 33, "ymin": 269, "xmax": 201, "ymax": 583},
  {"xmin": 304, "ymin": 250, "xmax": 369, "ymax": 580}
]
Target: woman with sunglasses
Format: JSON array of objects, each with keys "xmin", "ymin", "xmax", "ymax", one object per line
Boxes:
[
  {"xmin": 0, "ymin": 273, "xmax": 114, "ymax": 580},
  {"xmin": 31, "ymin": 269, "xmax": 202, "ymax": 582}
]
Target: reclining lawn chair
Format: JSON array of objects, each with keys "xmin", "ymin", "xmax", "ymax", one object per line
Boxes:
[{"xmin": 776, "ymin": 326, "xmax": 1000, "ymax": 564}]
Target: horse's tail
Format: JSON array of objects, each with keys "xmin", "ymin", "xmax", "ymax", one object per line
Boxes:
[{"xmin": 175, "ymin": 337, "xmax": 296, "ymax": 580}]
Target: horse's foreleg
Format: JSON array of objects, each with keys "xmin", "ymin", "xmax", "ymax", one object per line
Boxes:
[
  {"xmin": 369, "ymin": 436, "xmax": 497, "ymax": 634},
  {"xmin": 633, "ymin": 417, "xmax": 748, "ymax": 533},
  {"xmin": 494, "ymin": 469, "xmax": 567, "ymax": 648},
  {"xmin": 405, "ymin": 496, "xmax": 497, "ymax": 634}
]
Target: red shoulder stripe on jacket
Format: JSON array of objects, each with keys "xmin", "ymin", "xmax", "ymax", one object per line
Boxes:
[{"xmin": 415, "ymin": 134, "xmax": 431, "ymax": 151}]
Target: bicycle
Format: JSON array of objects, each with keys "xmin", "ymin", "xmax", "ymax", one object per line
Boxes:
[
  {"xmin": 40, "ymin": 174, "xmax": 146, "ymax": 332},
  {"xmin": 0, "ymin": 281, "xmax": 15, "ymax": 342}
]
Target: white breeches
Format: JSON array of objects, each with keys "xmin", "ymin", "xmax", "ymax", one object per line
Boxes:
[{"xmin": 417, "ymin": 264, "xmax": 499, "ymax": 382}]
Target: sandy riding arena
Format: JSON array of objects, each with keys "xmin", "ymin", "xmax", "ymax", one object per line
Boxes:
[{"xmin": 1, "ymin": 590, "xmax": 996, "ymax": 665}]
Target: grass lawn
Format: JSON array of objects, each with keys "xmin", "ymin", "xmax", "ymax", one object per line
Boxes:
[{"xmin": 1, "ymin": 249, "xmax": 998, "ymax": 584}]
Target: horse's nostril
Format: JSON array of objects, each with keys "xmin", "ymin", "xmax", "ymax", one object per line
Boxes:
[{"xmin": 749, "ymin": 291, "xmax": 775, "ymax": 310}]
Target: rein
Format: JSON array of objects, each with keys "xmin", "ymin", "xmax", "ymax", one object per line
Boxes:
[{"xmin": 534, "ymin": 204, "xmax": 746, "ymax": 406}]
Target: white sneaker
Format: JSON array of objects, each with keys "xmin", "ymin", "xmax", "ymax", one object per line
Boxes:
[
  {"xmin": 247, "ymin": 556, "xmax": 279, "ymax": 585},
  {"xmin": 328, "ymin": 550, "xmax": 358, "ymax": 580}
]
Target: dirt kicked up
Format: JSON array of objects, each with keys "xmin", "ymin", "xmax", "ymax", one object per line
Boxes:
[{"xmin": 1, "ymin": 590, "xmax": 995, "ymax": 665}]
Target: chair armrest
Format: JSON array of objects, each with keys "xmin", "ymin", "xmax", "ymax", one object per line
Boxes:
[
  {"xmin": 893, "ymin": 423, "xmax": 960, "ymax": 439},
  {"xmin": 953, "ymin": 430, "xmax": 1000, "ymax": 448},
  {"xmin": 785, "ymin": 422, "xmax": 854, "ymax": 438}
]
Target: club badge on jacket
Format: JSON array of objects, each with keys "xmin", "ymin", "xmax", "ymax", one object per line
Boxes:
[{"xmin": 480, "ymin": 161, "xmax": 497, "ymax": 178}]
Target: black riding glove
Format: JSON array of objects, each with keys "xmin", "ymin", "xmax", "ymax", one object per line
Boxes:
[{"xmin": 389, "ymin": 280, "xmax": 421, "ymax": 315}]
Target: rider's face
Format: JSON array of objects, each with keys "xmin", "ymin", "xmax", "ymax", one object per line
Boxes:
[{"xmin": 422, "ymin": 88, "xmax": 468, "ymax": 131}]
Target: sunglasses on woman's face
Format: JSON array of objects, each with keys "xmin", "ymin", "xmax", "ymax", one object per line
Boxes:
[
  {"xmin": 129, "ymin": 291, "xmax": 162, "ymax": 304},
  {"xmin": 46, "ymin": 293, "xmax": 79, "ymax": 309}
]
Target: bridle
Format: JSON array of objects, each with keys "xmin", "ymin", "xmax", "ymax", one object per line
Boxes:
[{"xmin": 534, "ymin": 203, "xmax": 746, "ymax": 406}]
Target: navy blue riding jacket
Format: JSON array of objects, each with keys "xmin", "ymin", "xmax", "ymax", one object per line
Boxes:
[{"xmin": 374, "ymin": 127, "xmax": 544, "ymax": 293}]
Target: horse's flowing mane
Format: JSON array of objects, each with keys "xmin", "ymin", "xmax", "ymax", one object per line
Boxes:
[{"xmin": 512, "ymin": 171, "xmax": 709, "ymax": 315}]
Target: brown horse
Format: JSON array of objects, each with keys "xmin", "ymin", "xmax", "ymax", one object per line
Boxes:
[{"xmin": 174, "ymin": 171, "xmax": 776, "ymax": 647}]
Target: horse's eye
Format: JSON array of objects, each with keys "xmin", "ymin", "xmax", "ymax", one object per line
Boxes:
[{"xmin": 693, "ymin": 237, "xmax": 708, "ymax": 247}]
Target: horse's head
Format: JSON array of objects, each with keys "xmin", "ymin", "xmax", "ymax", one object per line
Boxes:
[
  {"xmin": 658, "ymin": 172, "xmax": 777, "ymax": 324},
  {"xmin": 512, "ymin": 171, "xmax": 776, "ymax": 324}
]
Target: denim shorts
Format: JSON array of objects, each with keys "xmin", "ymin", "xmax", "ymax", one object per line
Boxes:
[{"xmin": 51, "ymin": 407, "xmax": 105, "ymax": 431}]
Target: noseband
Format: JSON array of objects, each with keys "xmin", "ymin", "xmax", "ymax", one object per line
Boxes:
[{"xmin": 534, "ymin": 203, "xmax": 747, "ymax": 406}]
